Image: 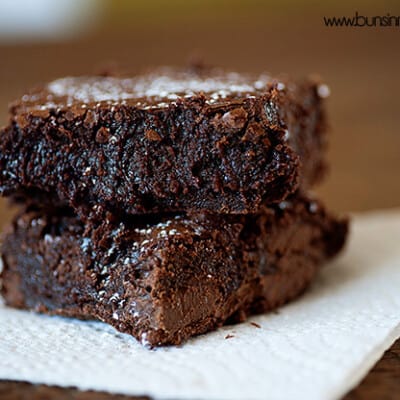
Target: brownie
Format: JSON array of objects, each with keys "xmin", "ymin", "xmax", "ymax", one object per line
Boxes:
[
  {"xmin": 0, "ymin": 194, "xmax": 347, "ymax": 347},
  {"xmin": 0, "ymin": 67, "xmax": 328, "ymax": 219}
]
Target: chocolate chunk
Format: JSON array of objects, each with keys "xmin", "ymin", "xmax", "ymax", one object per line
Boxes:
[
  {"xmin": 145, "ymin": 129, "xmax": 162, "ymax": 141},
  {"xmin": 221, "ymin": 107, "xmax": 248, "ymax": 131},
  {"xmin": 95, "ymin": 127, "xmax": 110, "ymax": 144}
]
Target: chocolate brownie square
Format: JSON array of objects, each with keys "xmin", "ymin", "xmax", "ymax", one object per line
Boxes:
[
  {"xmin": 0, "ymin": 194, "xmax": 347, "ymax": 346},
  {"xmin": 0, "ymin": 67, "xmax": 328, "ymax": 219}
]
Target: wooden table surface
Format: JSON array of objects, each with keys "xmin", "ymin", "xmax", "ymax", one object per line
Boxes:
[{"xmin": 0, "ymin": 2, "xmax": 399, "ymax": 398}]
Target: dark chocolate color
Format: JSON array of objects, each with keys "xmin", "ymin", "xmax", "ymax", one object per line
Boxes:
[
  {"xmin": 0, "ymin": 68, "xmax": 327, "ymax": 218},
  {"xmin": 1, "ymin": 195, "xmax": 347, "ymax": 346}
]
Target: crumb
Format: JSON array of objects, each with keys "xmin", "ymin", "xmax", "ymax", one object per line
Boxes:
[
  {"xmin": 250, "ymin": 322, "xmax": 261, "ymax": 328},
  {"xmin": 225, "ymin": 334, "xmax": 235, "ymax": 339},
  {"xmin": 272, "ymin": 309, "xmax": 281, "ymax": 315}
]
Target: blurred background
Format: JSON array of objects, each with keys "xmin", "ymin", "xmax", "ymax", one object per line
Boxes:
[{"xmin": 0, "ymin": 0, "xmax": 399, "ymax": 229}]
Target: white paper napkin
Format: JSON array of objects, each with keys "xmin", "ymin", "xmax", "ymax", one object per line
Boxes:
[{"xmin": 1, "ymin": 209, "xmax": 400, "ymax": 400}]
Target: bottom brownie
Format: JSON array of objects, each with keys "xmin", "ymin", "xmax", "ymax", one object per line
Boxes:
[{"xmin": 0, "ymin": 195, "xmax": 347, "ymax": 347}]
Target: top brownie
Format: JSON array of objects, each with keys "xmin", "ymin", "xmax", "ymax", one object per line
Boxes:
[{"xmin": 0, "ymin": 67, "xmax": 328, "ymax": 218}]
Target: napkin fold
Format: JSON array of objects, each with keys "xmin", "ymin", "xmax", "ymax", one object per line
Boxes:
[{"xmin": 1, "ymin": 209, "xmax": 400, "ymax": 400}]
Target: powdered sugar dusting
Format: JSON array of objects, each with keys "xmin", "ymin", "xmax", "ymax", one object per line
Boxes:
[
  {"xmin": 46, "ymin": 71, "xmax": 273, "ymax": 108},
  {"xmin": 317, "ymin": 84, "xmax": 330, "ymax": 98}
]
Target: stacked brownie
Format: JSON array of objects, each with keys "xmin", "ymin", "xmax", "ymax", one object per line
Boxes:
[{"xmin": 0, "ymin": 67, "xmax": 347, "ymax": 346}]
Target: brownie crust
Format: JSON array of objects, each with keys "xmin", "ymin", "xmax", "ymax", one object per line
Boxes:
[
  {"xmin": 0, "ymin": 195, "xmax": 347, "ymax": 346},
  {"xmin": 0, "ymin": 68, "xmax": 328, "ymax": 218}
]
